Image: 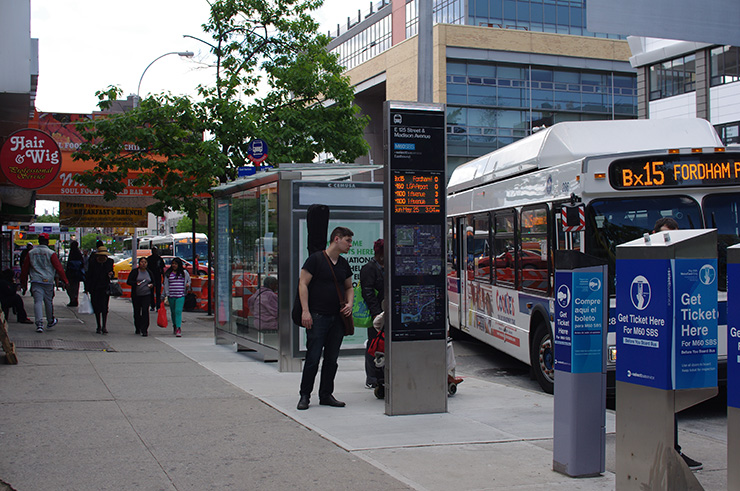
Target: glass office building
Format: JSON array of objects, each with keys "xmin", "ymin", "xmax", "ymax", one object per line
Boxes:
[{"xmin": 327, "ymin": 0, "xmax": 637, "ymax": 171}]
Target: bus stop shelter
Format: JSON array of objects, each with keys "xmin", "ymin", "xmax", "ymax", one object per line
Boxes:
[{"xmin": 211, "ymin": 164, "xmax": 383, "ymax": 372}]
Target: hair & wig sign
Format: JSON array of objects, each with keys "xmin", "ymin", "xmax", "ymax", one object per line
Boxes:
[{"xmin": 0, "ymin": 129, "xmax": 62, "ymax": 189}]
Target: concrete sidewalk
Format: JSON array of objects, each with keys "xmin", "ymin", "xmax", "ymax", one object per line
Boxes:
[{"xmin": 0, "ymin": 290, "xmax": 727, "ymax": 490}]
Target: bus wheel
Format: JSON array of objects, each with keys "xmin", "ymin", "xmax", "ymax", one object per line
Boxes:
[{"xmin": 531, "ymin": 322, "xmax": 554, "ymax": 394}]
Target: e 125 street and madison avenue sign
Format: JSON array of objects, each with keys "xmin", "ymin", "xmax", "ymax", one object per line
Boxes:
[{"xmin": 0, "ymin": 129, "xmax": 62, "ymax": 189}]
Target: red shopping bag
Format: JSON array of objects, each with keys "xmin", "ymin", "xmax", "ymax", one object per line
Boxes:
[{"xmin": 157, "ymin": 302, "xmax": 168, "ymax": 328}]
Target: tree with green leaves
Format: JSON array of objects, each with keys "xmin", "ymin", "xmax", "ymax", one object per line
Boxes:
[
  {"xmin": 73, "ymin": 0, "xmax": 369, "ymax": 219},
  {"xmin": 35, "ymin": 214, "xmax": 59, "ymax": 223},
  {"xmin": 176, "ymin": 216, "xmax": 208, "ymax": 235}
]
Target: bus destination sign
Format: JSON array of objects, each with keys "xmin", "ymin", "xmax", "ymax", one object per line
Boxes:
[
  {"xmin": 610, "ymin": 152, "xmax": 740, "ymax": 189},
  {"xmin": 392, "ymin": 170, "xmax": 442, "ymax": 214}
]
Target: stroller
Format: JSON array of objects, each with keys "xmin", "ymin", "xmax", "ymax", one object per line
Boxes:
[{"xmin": 367, "ymin": 313, "xmax": 463, "ymax": 399}]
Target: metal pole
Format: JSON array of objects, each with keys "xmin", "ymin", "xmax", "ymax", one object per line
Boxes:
[
  {"xmin": 135, "ymin": 51, "xmax": 194, "ymax": 108},
  {"xmin": 207, "ymin": 198, "xmax": 213, "ymax": 316},
  {"xmin": 417, "ymin": 0, "xmax": 434, "ymax": 103}
]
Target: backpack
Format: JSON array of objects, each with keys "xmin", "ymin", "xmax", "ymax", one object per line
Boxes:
[
  {"xmin": 67, "ymin": 259, "xmax": 85, "ymax": 281},
  {"xmin": 183, "ymin": 292, "xmax": 198, "ymax": 311},
  {"xmin": 367, "ymin": 329, "xmax": 385, "ymax": 357}
]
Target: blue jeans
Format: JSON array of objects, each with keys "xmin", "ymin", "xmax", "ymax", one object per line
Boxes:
[
  {"xmin": 299, "ymin": 313, "xmax": 345, "ymax": 399},
  {"xmin": 31, "ymin": 282, "xmax": 54, "ymax": 328}
]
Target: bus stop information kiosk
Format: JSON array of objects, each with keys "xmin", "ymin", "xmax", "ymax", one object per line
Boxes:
[
  {"xmin": 553, "ymin": 251, "xmax": 607, "ymax": 477},
  {"xmin": 615, "ymin": 229, "xmax": 718, "ymax": 490},
  {"xmin": 384, "ymin": 101, "xmax": 447, "ymax": 415},
  {"xmin": 726, "ymin": 244, "xmax": 740, "ymax": 490}
]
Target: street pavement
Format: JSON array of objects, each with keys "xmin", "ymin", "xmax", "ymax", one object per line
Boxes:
[{"xmin": 0, "ymin": 289, "xmax": 728, "ymax": 490}]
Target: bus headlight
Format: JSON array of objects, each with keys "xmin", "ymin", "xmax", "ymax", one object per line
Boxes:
[{"xmin": 607, "ymin": 345, "xmax": 617, "ymax": 364}]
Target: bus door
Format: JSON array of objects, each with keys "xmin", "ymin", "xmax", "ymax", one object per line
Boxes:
[
  {"xmin": 447, "ymin": 218, "xmax": 462, "ymax": 329},
  {"xmin": 458, "ymin": 219, "xmax": 471, "ymax": 331}
]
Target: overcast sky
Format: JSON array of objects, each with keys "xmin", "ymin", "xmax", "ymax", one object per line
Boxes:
[{"xmin": 30, "ymin": 0, "xmax": 371, "ymax": 214}]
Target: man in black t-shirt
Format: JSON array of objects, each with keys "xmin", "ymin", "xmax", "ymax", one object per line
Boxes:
[{"xmin": 297, "ymin": 226, "xmax": 354, "ymax": 410}]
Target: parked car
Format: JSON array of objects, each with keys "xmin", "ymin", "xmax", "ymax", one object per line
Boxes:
[
  {"xmin": 160, "ymin": 256, "xmax": 207, "ymax": 276},
  {"xmin": 112, "ymin": 250, "xmax": 150, "ymax": 279}
]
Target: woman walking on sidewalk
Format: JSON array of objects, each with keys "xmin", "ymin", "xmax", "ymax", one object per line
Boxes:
[
  {"xmin": 126, "ymin": 257, "xmax": 153, "ymax": 336},
  {"xmin": 164, "ymin": 257, "xmax": 190, "ymax": 337},
  {"xmin": 65, "ymin": 240, "xmax": 84, "ymax": 307},
  {"xmin": 85, "ymin": 245, "xmax": 114, "ymax": 334}
]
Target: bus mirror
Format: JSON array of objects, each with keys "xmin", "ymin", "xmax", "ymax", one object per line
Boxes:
[{"xmin": 561, "ymin": 204, "xmax": 585, "ymax": 232}]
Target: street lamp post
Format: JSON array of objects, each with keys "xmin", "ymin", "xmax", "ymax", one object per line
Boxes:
[{"xmin": 135, "ymin": 51, "xmax": 194, "ymax": 107}]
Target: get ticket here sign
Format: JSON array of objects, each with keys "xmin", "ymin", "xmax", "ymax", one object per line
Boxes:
[
  {"xmin": 727, "ymin": 263, "xmax": 740, "ymax": 409},
  {"xmin": 616, "ymin": 258, "xmax": 718, "ymax": 390}
]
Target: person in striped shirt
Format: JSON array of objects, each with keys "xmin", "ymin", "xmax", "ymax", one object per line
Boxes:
[{"xmin": 163, "ymin": 257, "xmax": 191, "ymax": 337}]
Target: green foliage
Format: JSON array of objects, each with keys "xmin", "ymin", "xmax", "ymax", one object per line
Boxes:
[
  {"xmin": 72, "ymin": 0, "xmax": 369, "ymax": 217},
  {"xmin": 35, "ymin": 214, "xmax": 59, "ymax": 223},
  {"xmin": 176, "ymin": 216, "xmax": 208, "ymax": 234},
  {"xmin": 81, "ymin": 234, "xmax": 110, "ymax": 251}
]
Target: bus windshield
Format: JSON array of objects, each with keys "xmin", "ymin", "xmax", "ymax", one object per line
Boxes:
[
  {"xmin": 585, "ymin": 195, "xmax": 702, "ymax": 294},
  {"xmin": 703, "ymin": 193, "xmax": 740, "ymax": 290},
  {"xmin": 173, "ymin": 241, "xmax": 209, "ymax": 260}
]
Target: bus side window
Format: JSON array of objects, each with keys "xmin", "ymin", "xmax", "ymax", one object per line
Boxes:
[
  {"xmin": 447, "ymin": 218, "xmax": 459, "ymax": 278},
  {"xmin": 493, "ymin": 211, "xmax": 516, "ymax": 287},
  {"xmin": 520, "ymin": 206, "xmax": 549, "ymax": 293},
  {"xmin": 469, "ymin": 214, "xmax": 491, "ymax": 282}
]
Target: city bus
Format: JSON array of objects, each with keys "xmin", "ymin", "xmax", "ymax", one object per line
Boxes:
[
  {"xmin": 150, "ymin": 233, "xmax": 208, "ymax": 263},
  {"xmin": 122, "ymin": 236, "xmax": 155, "ymax": 258},
  {"xmin": 446, "ymin": 118, "xmax": 738, "ymax": 394}
]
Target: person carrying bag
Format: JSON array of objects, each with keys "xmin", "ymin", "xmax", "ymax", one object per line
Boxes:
[{"xmin": 295, "ymin": 226, "xmax": 354, "ymax": 411}]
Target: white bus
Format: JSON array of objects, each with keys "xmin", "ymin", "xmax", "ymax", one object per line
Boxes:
[
  {"xmin": 122, "ymin": 236, "xmax": 155, "ymax": 258},
  {"xmin": 447, "ymin": 118, "xmax": 738, "ymax": 394},
  {"xmin": 150, "ymin": 233, "xmax": 208, "ymax": 263}
]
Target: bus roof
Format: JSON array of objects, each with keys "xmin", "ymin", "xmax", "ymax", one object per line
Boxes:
[{"xmin": 447, "ymin": 118, "xmax": 723, "ymax": 194}]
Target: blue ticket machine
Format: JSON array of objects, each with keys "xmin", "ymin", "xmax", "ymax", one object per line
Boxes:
[
  {"xmin": 726, "ymin": 244, "xmax": 740, "ymax": 490},
  {"xmin": 553, "ymin": 251, "xmax": 607, "ymax": 477},
  {"xmin": 615, "ymin": 229, "xmax": 718, "ymax": 490}
]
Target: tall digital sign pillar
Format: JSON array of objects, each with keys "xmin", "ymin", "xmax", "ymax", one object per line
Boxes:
[
  {"xmin": 384, "ymin": 101, "xmax": 447, "ymax": 415},
  {"xmin": 726, "ymin": 244, "xmax": 740, "ymax": 490},
  {"xmin": 615, "ymin": 230, "xmax": 718, "ymax": 490}
]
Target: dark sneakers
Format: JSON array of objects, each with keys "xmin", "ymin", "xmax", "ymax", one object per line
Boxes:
[{"xmin": 297, "ymin": 395, "xmax": 310, "ymax": 410}]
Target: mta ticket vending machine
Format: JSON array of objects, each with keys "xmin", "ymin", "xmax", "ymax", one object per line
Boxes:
[
  {"xmin": 726, "ymin": 244, "xmax": 740, "ymax": 490},
  {"xmin": 553, "ymin": 251, "xmax": 608, "ymax": 477},
  {"xmin": 615, "ymin": 229, "xmax": 718, "ymax": 490}
]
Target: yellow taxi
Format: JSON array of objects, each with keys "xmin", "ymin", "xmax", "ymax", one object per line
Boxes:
[{"xmin": 113, "ymin": 251, "xmax": 150, "ymax": 278}]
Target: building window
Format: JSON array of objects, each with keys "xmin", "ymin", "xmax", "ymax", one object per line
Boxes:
[
  {"xmin": 469, "ymin": 0, "xmax": 620, "ymax": 38},
  {"xmin": 648, "ymin": 54, "xmax": 696, "ymax": 101},
  {"xmin": 715, "ymin": 121, "xmax": 740, "ymax": 145},
  {"xmin": 406, "ymin": 0, "xmax": 465, "ymax": 38},
  {"xmin": 446, "ymin": 61, "xmax": 637, "ymax": 158},
  {"xmin": 710, "ymin": 46, "xmax": 740, "ymax": 87}
]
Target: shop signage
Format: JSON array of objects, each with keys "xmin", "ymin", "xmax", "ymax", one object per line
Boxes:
[
  {"xmin": 60, "ymin": 202, "xmax": 148, "ymax": 228},
  {"xmin": 0, "ymin": 129, "xmax": 62, "ymax": 189}
]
